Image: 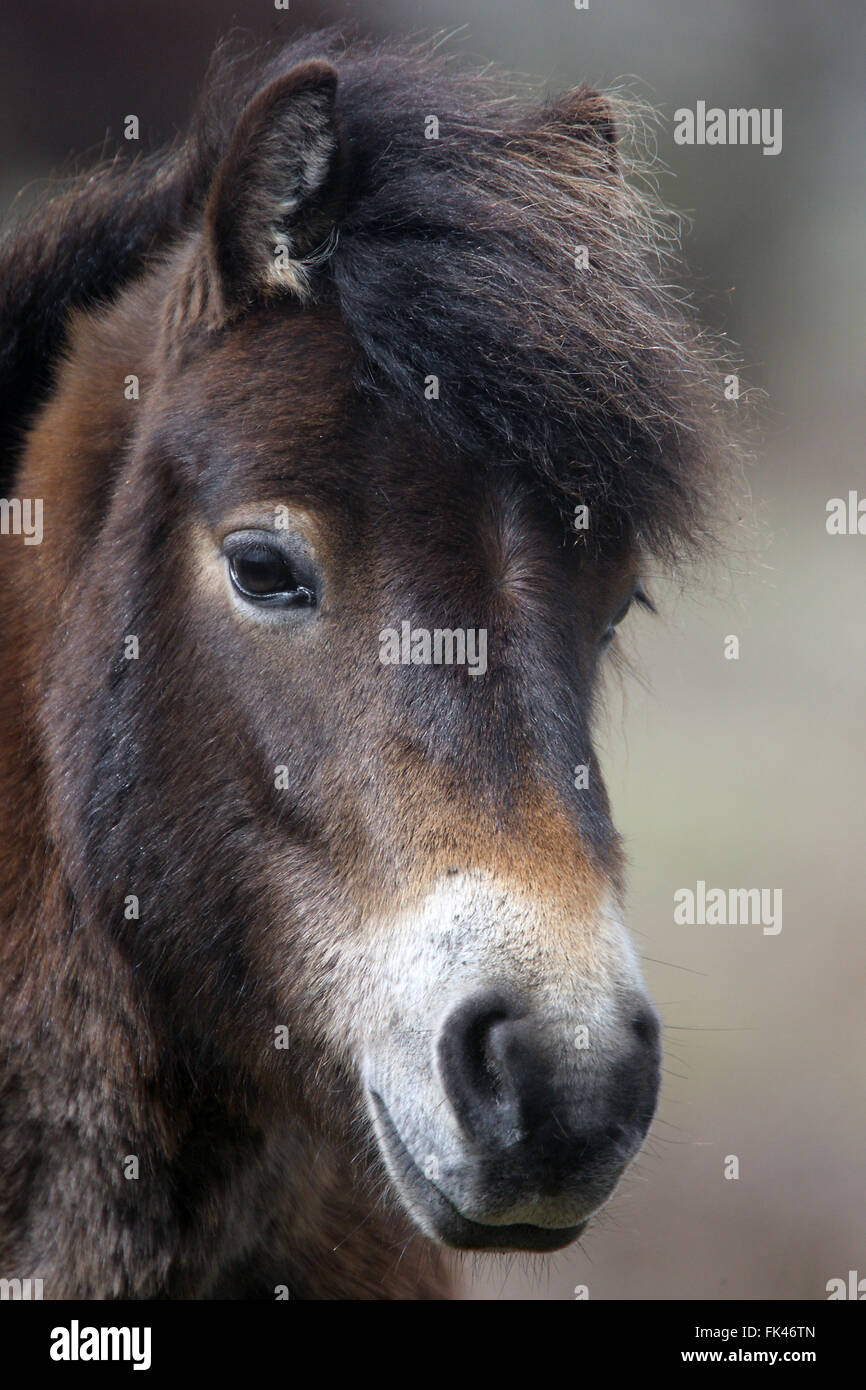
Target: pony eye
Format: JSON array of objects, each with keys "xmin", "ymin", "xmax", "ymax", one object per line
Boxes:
[
  {"xmin": 600, "ymin": 600, "xmax": 631, "ymax": 647},
  {"xmin": 227, "ymin": 541, "xmax": 315, "ymax": 607},
  {"xmin": 600, "ymin": 584, "xmax": 653, "ymax": 646}
]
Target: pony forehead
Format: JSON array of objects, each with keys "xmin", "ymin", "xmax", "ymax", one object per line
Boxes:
[
  {"xmin": 1, "ymin": 32, "xmax": 735, "ymax": 561},
  {"xmin": 185, "ymin": 35, "xmax": 731, "ymax": 559}
]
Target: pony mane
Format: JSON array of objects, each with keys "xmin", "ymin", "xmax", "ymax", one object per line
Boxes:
[{"xmin": 0, "ymin": 29, "xmax": 737, "ymax": 558}]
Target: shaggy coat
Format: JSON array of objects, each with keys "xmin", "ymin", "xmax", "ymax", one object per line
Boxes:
[{"xmin": 0, "ymin": 33, "xmax": 731, "ymax": 1298}]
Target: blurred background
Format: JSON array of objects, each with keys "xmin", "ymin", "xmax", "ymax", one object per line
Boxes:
[{"xmin": 2, "ymin": 0, "xmax": 862, "ymax": 1299}]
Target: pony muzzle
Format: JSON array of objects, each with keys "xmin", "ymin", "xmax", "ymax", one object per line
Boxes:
[{"xmin": 360, "ymin": 879, "xmax": 661, "ymax": 1253}]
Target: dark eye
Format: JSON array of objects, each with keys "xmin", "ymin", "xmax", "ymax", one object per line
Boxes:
[
  {"xmin": 600, "ymin": 599, "xmax": 631, "ymax": 647},
  {"xmin": 600, "ymin": 584, "xmax": 653, "ymax": 646},
  {"xmin": 228, "ymin": 542, "xmax": 315, "ymax": 607}
]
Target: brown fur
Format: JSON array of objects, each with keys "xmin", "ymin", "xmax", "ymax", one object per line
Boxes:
[{"xmin": 0, "ymin": 34, "xmax": 733, "ymax": 1298}]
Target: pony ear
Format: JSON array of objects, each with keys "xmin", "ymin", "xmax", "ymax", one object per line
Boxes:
[
  {"xmin": 534, "ymin": 87, "xmax": 619, "ymax": 169},
  {"xmin": 203, "ymin": 61, "xmax": 342, "ymax": 311}
]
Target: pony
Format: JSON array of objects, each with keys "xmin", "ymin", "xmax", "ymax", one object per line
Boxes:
[{"xmin": 0, "ymin": 31, "xmax": 732, "ymax": 1298}]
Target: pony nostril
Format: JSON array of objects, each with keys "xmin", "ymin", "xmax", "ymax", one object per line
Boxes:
[
  {"xmin": 463, "ymin": 1010, "xmax": 509, "ymax": 1103},
  {"xmin": 437, "ymin": 993, "xmax": 525, "ymax": 1144},
  {"xmin": 438, "ymin": 992, "xmax": 661, "ymax": 1168}
]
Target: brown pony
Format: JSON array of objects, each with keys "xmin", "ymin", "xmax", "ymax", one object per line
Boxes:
[{"xmin": 0, "ymin": 32, "xmax": 730, "ymax": 1298}]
